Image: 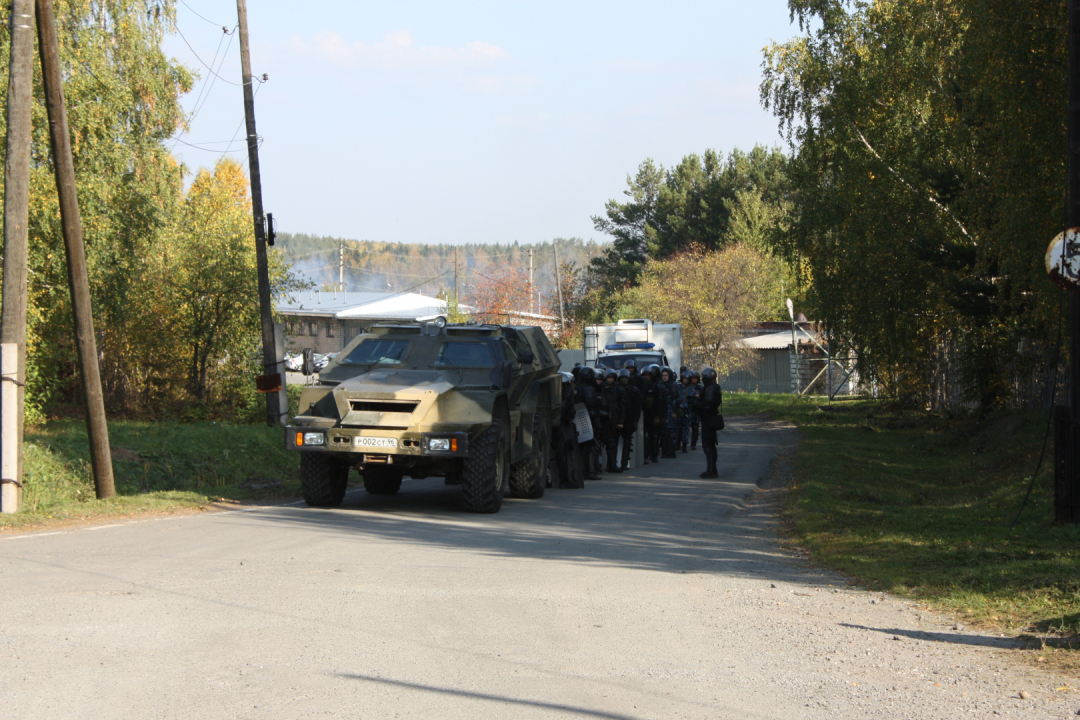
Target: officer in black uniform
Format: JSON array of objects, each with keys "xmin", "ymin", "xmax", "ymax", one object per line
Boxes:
[
  {"xmin": 624, "ymin": 359, "xmax": 644, "ymax": 392},
  {"xmin": 554, "ymin": 372, "xmax": 584, "ymax": 488},
  {"xmin": 640, "ymin": 364, "xmax": 662, "ymax": 464},
  {"xmin": 689, "ymin": 366, "xmax": 723, "ymax": 478},
  {"xmin": 618, "ymin": 368, "xmax": 641, "ymax": 471},
  {"xmin": 574, "ymin": 366, "xmax": 601, "ymax": 480},
  {"xmin": 600, "ymin": 369, "xmax": 625, "ymax": 473}
]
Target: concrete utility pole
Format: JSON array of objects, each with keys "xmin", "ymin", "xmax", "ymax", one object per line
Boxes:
[
  {"xmin": 339, "ymin": 239, "xmax": 344, "ymax": 292},
  {"xmin": 236, "ymin": 0, "xmax": 281, "ymax": 427},
  {"xmin": 454, "ymin": 247, "xmax": 459, "ymax": 300},
  {"xmin": 36, "ymin": 0, "xmax": 114, "ymax": 498},
  {"xmin": 0, "ymin": 0, "xmax": 36, "ymax": 512},
  {"xmin": 553, "ymin": 242, "xmax": 566, "ymax": 335},
  {"xmin": 528, "ymin": 248, "xmax": 534, "ymax": 314},
  {"xmin": 1058, "ymin": 0, "xmax": 1080, "ymax": 524}
]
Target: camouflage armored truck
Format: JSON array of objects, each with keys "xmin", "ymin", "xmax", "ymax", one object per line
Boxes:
[{"xmin": 286, "ymin": 322, "xmax": 562, "ymax": 513}]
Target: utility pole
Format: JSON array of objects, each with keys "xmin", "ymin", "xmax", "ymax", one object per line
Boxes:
[
  {"xmin": 236, "ymin": 0, "xmax": 280, "ymax": 427},
  {"xmin": 339, "ymin": 239, "xmax": 344, "ymax": 292},
  {"xmin": 1057, "ymin": 0, "xmax": 1080, "ymax": 523},
  {"xmin": 454, "ymin": 247, "xmax": 459, "ymax": 300},
  {"xmin": 528, "ymin": 248, "xmax": 534, "ymax": 314},
  {"xmin": 36, "ymin": 0, "xmax": 114, "ymax": 498},
  {"xmin": 0, "ymin": 0, "xmax": 36, "ymax": 512},
  {"xmin": 553, "ymin": 242, "xmax": 566, "ymax": 335}
]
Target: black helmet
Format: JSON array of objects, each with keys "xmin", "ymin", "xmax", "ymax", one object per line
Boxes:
[
  {"xmin": 578, "ymin": 366, "xmax": 595, "ymax": 383},
  {"xmin": 661, "ymin": 366, "xmax": 673, "ymax": 378},
  {"xmin": 681, "ymin": 370, "xmax": 691, "ymax": 381},
  {"xmin": 701, "ymin": 366, "xmax": 718, "ymax": 381},
  {"xmin": 623, "ymin": 359, "xmax": 636, "ymax": 369},
  {"xmin": 618, "ymin": 368, "xmax": 631, "ymax": 379},
  {"xmin": 571, "ymin": 365, "xmax": 581, "ymax": 379},
  {"xmin": 605, "ymin": 368, "xmax": 618, "ymax": 380},
  {"xmin": 690, "ymin": 370, "xmax": 701, "ymax": 380},
  {"xmin": 680, "ymin": 365, "xmax": 688, "ymax": 374},
  {"xmin": 643, "ymin": 364, "xmax": 660, "ymax": 378}
]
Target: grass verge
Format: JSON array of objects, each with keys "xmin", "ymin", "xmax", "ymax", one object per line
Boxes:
[
  {"xmin": 1, "ymin": 418, "xmax": 302, "ymax": 531},
  {"xmin": 725, "ymin": 393, "xmax": 1079, "ymax": 659}
]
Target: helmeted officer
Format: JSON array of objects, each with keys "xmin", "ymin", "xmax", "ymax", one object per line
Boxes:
[
  {"xmin": 553, "ymin": 372, "xmax": 584, "ymax": 488},
  {"xmin": 687, "ymin": 370, "xmax": 702, "ymax": 450},
  {"xmin": 689, "ymin": 366, "xmax": 723, "ymax": 478},
  {"xmin": 640, "ymin": 364, "xmax": 663, "ymax": 463},
  {"xmin": 676, "ymin": 370, "xmax": 694, "ymax": 453},
  {"xmin": 617, "ymin": 368, "xmax": 641, "ymax": 471},
  {"xmin": 658, "ymin": 367, "xmax": 678, "ymax": 459},
  {"xmin": 574, "ymin": 366, "xmax": 601, "ymax": 480},
  {"xmin": 600, "ymin": 369, "xmax": 625, "ymax": 473}
]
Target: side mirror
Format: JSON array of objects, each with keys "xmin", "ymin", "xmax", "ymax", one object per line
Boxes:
[{"xmin": 302, "ymin": 348, "xmax": 315, "ymax": 376}]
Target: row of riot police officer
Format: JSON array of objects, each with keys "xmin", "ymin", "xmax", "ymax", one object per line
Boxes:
[{"xmin": 554, "ymin": 361, "xmax": 724, "ymax": 483}]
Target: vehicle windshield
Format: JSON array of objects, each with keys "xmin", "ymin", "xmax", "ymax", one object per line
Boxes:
[
  {"xmin": 433, "ymin": 342, "xmax": 494, "ymax": 368},
  {"xmin": 340, "ymin": 339, "xmax": 409, "ymax": 365},
  {"xmin": 596, "ymin": 353, "xmax": 663, "ymax": 370}
]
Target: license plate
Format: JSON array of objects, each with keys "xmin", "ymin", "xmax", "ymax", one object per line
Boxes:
[{"xmin": 354, "ymin": 436, "xmax": 397, "ymax": 449}]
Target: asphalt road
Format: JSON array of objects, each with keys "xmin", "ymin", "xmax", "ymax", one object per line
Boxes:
[{"xmin": 1, "ymin": 417, "xmax": 1074, "ymax": 719}]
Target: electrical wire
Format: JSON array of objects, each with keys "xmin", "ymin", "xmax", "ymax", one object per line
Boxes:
[
  {"xmin": 182, "ymin": 25, "xmax": 228, "ymax": 130},
  {"xmin": 187, "ymin": 26, "xmax": 237, "ymax": 125},
  {"xmin": 468, "ymin": 267, "xmax": 527, "ymax": 291},
  {"xmin": 178, "ymin": 0, "xmax": 232, "ymax": 29},
  {"xmin": 168, "ymin": 18, "xmax": 242, "ymax": 86},
  {"xmin": 169, "ymin": 136, "xmax": 248, "ymax": 153}
]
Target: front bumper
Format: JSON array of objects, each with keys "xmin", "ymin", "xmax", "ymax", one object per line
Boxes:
[{"xmin": 285, "ymin": 426, "xmax": 470, "ymax": 459}]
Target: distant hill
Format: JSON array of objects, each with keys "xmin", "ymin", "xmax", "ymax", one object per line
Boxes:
[{"xmin": 275, "ymin": 233, "xmax": 605, "ymax": 306}]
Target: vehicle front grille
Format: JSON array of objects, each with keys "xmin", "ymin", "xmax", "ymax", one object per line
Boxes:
[{"xmin": 349, "ymin": 400, "xmax": 419, "ymax": 414}]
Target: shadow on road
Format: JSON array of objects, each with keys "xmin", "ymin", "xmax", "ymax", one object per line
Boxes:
[
  {"xmin": 240, "ymin": 418, "xmax": 826, "ymax": 584},
  {"xmin": 838, "ymin": 623, "xmax": 1029, "ymax": 649},
  {"xmin": 337, "ymin": 674, "xmax": 644, "ymax": 720}
]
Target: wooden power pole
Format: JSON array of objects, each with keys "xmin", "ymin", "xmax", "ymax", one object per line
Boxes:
[
  {"xmin": 236, "ymin": 0, "xmax": 281, "ymax": 427},
  {"xmin": 0, "ymin": 0, "xmax": 36, "ymax": 511},
  {"xmin": 36, "ymin": 0, "xmax": 114, "ymax": 498},
  {"xmin": 553, "ymin": 242, "xmax": 566, "ymax": 335},
  {"xmin": 1058, "ymin": 0, "xmax": 1080, "ymax": 524}
]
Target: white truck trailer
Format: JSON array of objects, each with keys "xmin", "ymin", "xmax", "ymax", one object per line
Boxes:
[{"xmin": 583, "ymin": 319, "xmax": 683, "ymax": 372}]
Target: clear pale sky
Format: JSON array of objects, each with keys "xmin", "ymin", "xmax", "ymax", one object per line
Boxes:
[{"xmin": 163, "ymin": 1, "xmax": 799, "ymax": 246}]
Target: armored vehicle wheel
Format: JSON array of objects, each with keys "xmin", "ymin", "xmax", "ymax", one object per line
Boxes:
[
  {"xmin": 460, "ymin": 418, "xmax": 508, "ymax": 513},
  {"xmin": 509, "ymin": 410, "xmax": 549, "ymax": 499},
  {"xmin": 363, "ymin": 465, "xmax": 403, "ymax": 495},
  {"xmin": 300, "ymin": 452, "xmax": 349, "ymax": 507}
]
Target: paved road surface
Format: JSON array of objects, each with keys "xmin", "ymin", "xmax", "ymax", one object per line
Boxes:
[{"xmin": 1, "ymin": 417, "xmax": 1074, "ymax": 719}]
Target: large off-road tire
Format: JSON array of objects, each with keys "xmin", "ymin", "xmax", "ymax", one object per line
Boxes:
[
  {"xmin": 362, "ymin": 465, "xmax": 403, "ymax": 495},
  {"xmin": 509, "ymin": 410, "xmax": 549, "ymax": 499},
  {"xmin": 300, "ymin": 451, "xmax": 350, "ymax": 507},
  {"xmin": 460, "ymin": 418, "xmax": 508, "ymax": 513}
]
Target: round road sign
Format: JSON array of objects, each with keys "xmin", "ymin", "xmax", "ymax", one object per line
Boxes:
[{"xmin": 1046, "ymin": 228, "xmax": 1080, "ymax": 292}]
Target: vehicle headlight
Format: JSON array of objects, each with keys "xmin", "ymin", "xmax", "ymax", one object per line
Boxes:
[
  {"xmin": 428, "ymin": 438, "xmax": 450, "ymax": 451},
  {"xmin": 300, "ymin": 432, "xmax": 325, "ymax": 446}
]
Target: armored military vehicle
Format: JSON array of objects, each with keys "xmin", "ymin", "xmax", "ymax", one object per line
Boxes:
[{"xmin": 286, "ymin": 322, "xmax": 562, "ymax": 513}]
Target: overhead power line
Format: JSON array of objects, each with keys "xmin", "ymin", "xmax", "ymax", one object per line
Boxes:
[
  {"xmin": 178, "ymin": 0, "xmax": 232, "ymax": 29},
  {"xmin": 168, "ymin": 18, "xmax": 242, "ymax": 86}
]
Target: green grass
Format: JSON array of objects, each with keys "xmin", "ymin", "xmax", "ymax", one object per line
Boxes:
[
  {"xmin": 726, "ymin": 392, "xmax": 1080, "ymax": 640},
  {"xmin": 2, "ymin": 418, "xmax": 302, "ymax": 530}
]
